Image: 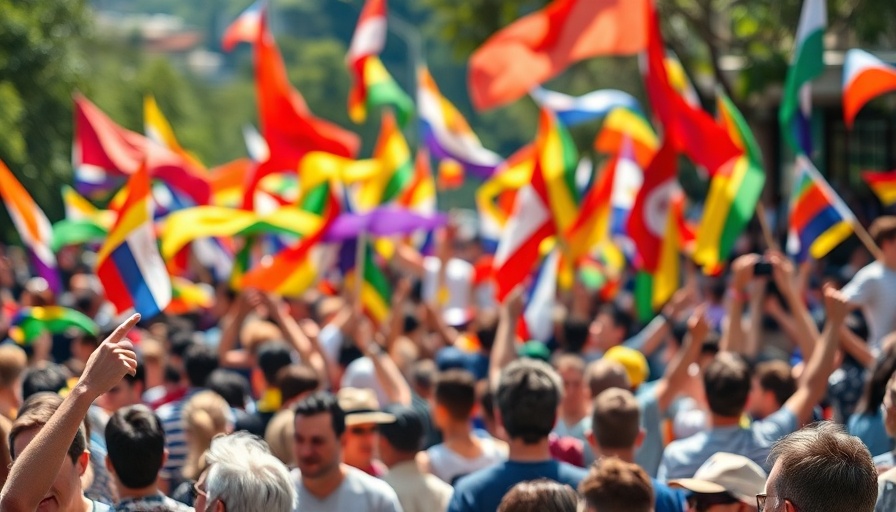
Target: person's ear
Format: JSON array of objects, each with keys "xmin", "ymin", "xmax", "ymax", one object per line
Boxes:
[
  {"xmin": 77, "ymin": 450, "xmax": 90, "ymax": 476},
  {"xmin": 784, "ymin": 500, "xmax": 798, "ymax": 512},
  {"xmin": 215, "ymin": 500, "xmax": 226, "ymax": 512}
]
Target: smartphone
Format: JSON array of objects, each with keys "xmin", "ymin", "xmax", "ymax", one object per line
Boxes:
[{"xmin": 754, "ymin": 261, "xmax": 773, "ymax": 276}]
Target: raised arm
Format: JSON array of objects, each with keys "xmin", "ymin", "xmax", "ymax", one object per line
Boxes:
[
  {"xmin": 265, "ymin": 293, "xmax": 329, "ymax": 385},
  {"xmin": 655, "ymin": 304, "xmax": 709, "ymax": 413},
  {"xmin": 783, "ymin": 284, "xmax": 846, "ymax": 426},
  {"xmin": 489, "ymin": 285, "xmax": 524, "ymax": 389},
  {"xmin": 769, "ymin": 251, "xmax": 819, "ymax": 360},
  {"xmin": 355, "ymin": 319, "xmax": 412, "ymax": 406},
  {"xmin": 720, "ymin": 254, "xmax": 759, "ymax": 354},
  {"xmin": 217, "ymin": 290, "xmax": 258, "ymax": 368},
  {"xmin": 0, "ymin": 314, "xmax": 140, "ymax": 512}
]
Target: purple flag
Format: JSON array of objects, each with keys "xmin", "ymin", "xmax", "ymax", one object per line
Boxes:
[{"xmin": 324, "ymin": 207, "xmax": 447, "ymax": 242}]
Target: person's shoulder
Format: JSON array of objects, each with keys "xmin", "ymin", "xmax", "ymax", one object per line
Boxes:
[
  {"xmin": 555, "ymin": 460, "xmax": 589, "ymax": 484},
  {"xmin": 452, "ymin": 461, "xmax": 506, "ymax": 491},
  {"xmin": 345, "ymin": 466, "xmax": 400, "ymax": 498}
]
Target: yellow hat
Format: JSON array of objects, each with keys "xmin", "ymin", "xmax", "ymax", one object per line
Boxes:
[{"xmin": 603, "ymin": 346, "xmax": 649, "ymax": 388}]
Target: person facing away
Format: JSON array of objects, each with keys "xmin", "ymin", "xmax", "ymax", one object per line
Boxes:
[
  {"xmin": 668, "ymin": 452, "xmax": 767, "ymax": 512},
  {"xmin": 193, "ymin": 432, "xmax": 295, "ymax": 512},
  {"xmin": 422, "ymin": 369, "xmax": 506, "ymax": 484},
  {"xmin": 104, "ymin": 405, "xmax": 192, "ymax": 512},
  {"xmin": 378, "ymin": 405, "xmax": 453, "ymax": 512},
  {"xmin": 291, "ymin": 391, "xmax": 403, "ymax": 512},
  {"xmin": 761, "ymin": 422, "xmax": 877, "ymax": 512},
  {"xmin": 497, "ymin": 479, "xmax": 579, "ymax": 512},
  {"xmin": 842, "ymin": 216, "xmax": 896, "ymax": 353},
  {"xmin": 579, "ymin": 456, "xmax": 654, "ymax": 512},
  {"xmin": 447, "ymin": 359, "xmax": 588, "ymax": 512}
]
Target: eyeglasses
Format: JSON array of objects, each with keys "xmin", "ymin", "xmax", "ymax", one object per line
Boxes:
[
  {"xmin": 193, "ymin": 480, "xmax": 208, "ymax": 499},
  {"xmin": 757, "ymin": 493, "xmax": 784, "ymax": 512}
]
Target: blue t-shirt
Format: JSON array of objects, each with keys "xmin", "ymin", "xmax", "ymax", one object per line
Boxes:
[
  {"xmin": 848, "ymin": 410, "xmax": 894, "ymax": 457},
  {"xmin": 447, "ymin": 460, "xmax": 588, "ymax": 512},
  {"xmin": 653, "ymin": 478, "xmax": 688, "ymax": 512}
]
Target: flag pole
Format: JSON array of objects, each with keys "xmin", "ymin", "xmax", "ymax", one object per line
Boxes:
[
  {"xmin": 852, "ymin": 220, "xmax": 883, "ymax": 261},
  {"xmin": 354, "ymin": 230, "xmax": 367, "ymax": 315},
  {"xmin": 755, "ymin": 203, "xmax": 779, "ymax": 252}
]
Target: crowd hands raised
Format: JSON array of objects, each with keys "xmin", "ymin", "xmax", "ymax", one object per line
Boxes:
[{"xmin": 5, "ymin": 218, "xmax": 896, "ymax": 511}]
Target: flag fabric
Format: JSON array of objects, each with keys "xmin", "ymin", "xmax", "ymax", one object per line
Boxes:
[
  {"xmin": 222, "ymin": 0, "xmax": 265, "ymax": 51},
  {"xmin": 863, "ymin": 170, "xmax": 896, "ymax": 206},
  {"xmin": 96, "ymin": 162, "xmax": 171, "ymax": 318},
  {"xmin": 843, "ymin": 49, "xmax": 896, "ymax": 128},
  {"xmin": 144, "ymin": 96, "xmax": 205, "ymax": 171},
  {"xmin": 166, "ymin": 278, "xmax": 214, "ymax": 315},
  {"xmin": 779, "ymin": 0, "xmax": 826, "ymax": 155},
  {"xmin": 694, "ymin": 91, "xmax": 766, "ymax": 272},
  {"xmin": 323, "ymin": 207, "xmax": 447, "ymax": 242},
  {"xmin": 565, "ymin": 157, "xmax": 614, "ymax": 263},
  {"xmin": 530, "ymin": 87, "xmax": 642, "ymax": 127},
  {"xmin": 517, "ymin": 249, "xmax": 560, "ymax": 342},
  {"xmin": 341, "ymin": 239, "xmax": 392, "ymax": 325},
  {"xmin": 594, "ymin": 107, "xmax": 658, "ymax": 168},
  {"xmin": 8, "ymin": 306, "xmax": 98, "ymax": 346},
  {"xmin": 534, "ymin": 109, "xmax": 580, "ymax": 237},
  {"xmin": 643, "ymin": 6, "xmax": 740, "ymax": 174},
  {"xmin": 468, "ymin": 0, "xmax": 649, "ymax": 110},
  {"xmin": 610, "ymin": 137, "xmax": 644, "ymax": 237},
  {"xmin": 627, "ymin": 139, "xmax": 679, "ymax": 274},
  {"xmin": 418, "ymin": 67, "xmax": 502, "ymax": 180},
  {"xmin": 0, "ymin": 160, "xmax": 60, "ymax": 293},
  {"xmin": 355, "ymin": 111, "xmax": 415, "ymax": 210},
  {"xmin": 51, "ymin": 186, "xmax": 114, "ymax": 251},
  {"xmin": 786, "ymin": 156, "xmax": 855, "ymax": 262}
]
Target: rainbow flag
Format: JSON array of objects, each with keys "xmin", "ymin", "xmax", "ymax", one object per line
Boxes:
[
  {"xmin": 356, "ymin": 111, "xmax": 415, "ymax": 210},
  {"xmin": 0, "ymin": 160, "xmax": 60, "ymax": 293},
  {"xmin": 9, "ymin": 306, "xmax": 98, "ymax": 346},
  {"xmin": 609, "ymin": 137, "xmax": 643, "ymax": 237},
  {"xmin": 52, "ymin": 186, "xmax": 114, "ymax": 251},
  {"xmin": 339, "ymin": 239, "xmax": 392, "ymax": 325},
  {"xmin": 863, "ymin": 170, "xmax": 896, "ymax": 206},
  {"xmin": 166, "ymin": 278, "xmax": 215, "ymax": 314},
  {"xmin": 694, "ymin": 91, "xmax": 765, "ymax": 272},
  {"xmin": 96, "ymin": 161, "xmax": 171, "ymax": 318},
  {"xmin": 144, "ymin": 96, "xmax": 205, "ymax": 171},
  {"xmin": 534, "ymin": 109, "xmax": 580, "ymax": 237},
  {"xmin": 565, "ymin": 157, "xmax": 614, "ymax": 263},
  {"xmin": 418, "ymin": 67, "xmax": 501, "ymax": 179},
  {"xmin": 594, "ymin": 107, "xmax": 658, "ymax": 168},
  {"xmin": 786, "ymin": 156, "xmax": 855, "ymax": 262}
]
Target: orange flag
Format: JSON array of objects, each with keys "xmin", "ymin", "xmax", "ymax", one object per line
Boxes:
[{"xmin": 468, "ymin": 0, "xmax": 648, "ymax": 111}]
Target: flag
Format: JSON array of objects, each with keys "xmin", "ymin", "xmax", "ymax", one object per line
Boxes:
[
  {"xmin": 843, "ymin": 49, "xmax": 896, "ymax": 128},
  {"xmin": 517, "ymin": 249, "xmax": 560, "ymax": 342},
  {"xmin": 643, "ymin": 6, "xmax": 740, "ymax": 174},
  {"xmin": 8, "ymin": 306, "xmax": 98, "ymax": 346},
  {"xmin": 786, "ymin": 156, "xmax": 855, "ymax": 262},
  {"xmin": 476, "ymin": 145, "xmax": 535, "ymax": 251},
  {"xmin": 468, "ymin": 0, "xmax": 649, "ymax": 110},
  {"xmin": 530, "ymin": 87, "xmax": 642, "ymax": 127},
  {"xmin": 323, "ymin": 207, "xmax": 446, "ymax": 241},
  {"xmin": 0, "ymin": 160, "xmax": 60, "ymax": 293},
  {"xmin": 694, "ymin": 91, "xmax": 766, "ymax": 272},
  {"xmin": 355, "ymin": 111, "xmax": 415, "ymax": 210},
  {"xmin": 166, "ymin": 278, "xmax": 214, "ymax": 315},
  {"xmin": 633, "ymin": 188, "xmax": 686, "ymax": 320},
  {"xmin": 418, "ymin": 67, "xmax": 502, "ymax": 179},
  {"xmin": 51, "ymin": 186, "xmax": 114, "ymax": 251},
  {"xmin": 96, "ymin": 162, "xmax": 171, "ymax": 318},
  {"xmin": 610, "ymin": 137, "xmax": 644, "ymax": 237},
  {"xmin": 534, "ymin": 109, "xmax": 580, "ymax": 236},
  {"xmin": 779, "ymin": 0, "xmax": 826, "ymax": 155},
  {"xmin": 222, "ymin": 0, "xmax": 265, "ymax": 51},
  {"xmin": 144, "ymin": 96, "xmax": 205, "ymax": 171},
  {"xmin": 565, "ymin": 157, "xmax": 614, "ymax": 263},
  {"xmin": 594, "ymin": 107, "xmax": 658, "ymax": 168},
  {"xmin": 340, "ymin": 239, "xmax": 392, "ymax": 325},
  {"xmin": 863, "ymin": 170, "xmax": 896, "ymax": 206}
]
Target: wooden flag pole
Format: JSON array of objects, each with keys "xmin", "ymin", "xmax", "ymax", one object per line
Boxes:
[
  {"xmin": 755, "ymin": 203, "xmax": 780, "ymax": 252},
  {"xmin": 852, "ymin": 219, "xmax": 883, "ymax": 261},
  {"xmin": 354, "ymin": 230, "xmax": 367, "ymax": 315}
]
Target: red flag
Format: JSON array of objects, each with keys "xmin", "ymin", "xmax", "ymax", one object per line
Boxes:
[
  {"xmin": 469, "ymin": 0, "xmax": 649, "ymax": 111},
  {"xmin": 643, "ymin": 4, "xmax": 739, "ymax": 174},
  {"xmin": 627, "ymin": 139, "xmax": 678, "ymax": 272}
]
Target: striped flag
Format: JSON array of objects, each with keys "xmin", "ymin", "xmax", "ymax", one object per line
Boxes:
[
  {"xmin": 52, "ymin": 186, "xmax": 112, "ymax": 252},
  {"xmin": 594, "ymin": 107, "xmax": 658, "ymax": 168},
  {"xmin": 862, "ymin": 170, "xmax": 896, "ymax": 206},
  {"xmin": 530, "ymin": 87, "xmax": 642, "ymax": 127},
  {"xmin": 96, "ymin": 161, "xmax": 171, "ymax": 318},
  {"xmin": 144, "ymin": 95, "xmax": 205, "ymax": 171},
  {"xmin": 779, "ymin": 0, "xmax": 826, "ymax": 155},
  {"xmin": 221, "ymin": 0, "xmax": 265, "ymax": 51},
  {"xmin": 9, "ymin": 306, "xmax": 98, "ymax": 346},
  {"xmin": 0, "ymin": 160, "xmax": 60, "ymax": 293},
  {"xmin": 517, "ymin": 249, "xmax": 560, "ymax": 342},
  {"xmin": 610, "ymin": 137, "xmax": 644, "ymax": 237},
  {"xmin": 843, "ymin": 49, "xmax": 896, "ymax": 128},
  {"xmin": 786, "ymin": 156, "xmax": 855, "ymax": 262},
  {"xmin": 535, "ymin": 109, "xmax": 580, "ymax": 237},
  {"xmin": 356, "ymin": 111, "xmax": 415, "ymax": 210},
  {"xmin": 339, "ymin": 238, "xmax": 392, "ymax": 325}
]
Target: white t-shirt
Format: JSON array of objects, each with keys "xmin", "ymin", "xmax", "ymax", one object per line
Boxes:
[
  {"xmin": 422, "ymin": 257, "xmax": 473, "ymax": 326},
  {"xmin": 426, "ymin": 437, "xmax": 506, "ymax": 485},
  {"xmin": 292, "ymin": 466, "xmax": 403, "ymax": 512},
  {"xmin": 842, "ymin": 261, "xmax": 896, "ymax": 352}
]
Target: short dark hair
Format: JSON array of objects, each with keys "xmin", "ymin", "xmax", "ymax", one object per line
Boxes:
[
  {"xmin": 870, "ymin": 216, "xmax": 896, "ymax": 246},
  {"xmin": 769, "ymin": 422, "xmax": 877, "ymax": 512},
  {"xmin": 498, "ymin": 479, "xmax": 579, "ymax": 512},
  {"xmin": 123, "ymin": 361, "xmax": 146, "ymax": 389},
  {"xmin": 207, "ymin": 369, "xmax": 251, "ymax": 408},
  {"xmin": 579, "ymin": 457, "xmax": 653, "ymax": 512},
  {"xmin": 184, "ymin": 344, "xmax": 219, "ymax": 388},
  {"xmin": 592, "ymin": 388, "xmax": 640, "ymax": 449},
  {"xmin": 703, "ymin": 352, "xmax": 751, "ymax": 417},
  {"xmin": 10, "ymin": 392, "xmax": 86, "ymax": 464},
  {"xmin": 756, "ymin": 360, "xmax": 796, "ymax": 407},
  {"xmin": 294, "ymin": 391, "xmax": 346, "ymax": 437},
  {"xmin": 562, "ymin": 318, "xmax": 590, "ymax": 353},
  {"xmin": 598, "ymin": 304, "xmax": 633, "ymax": 339},
  {"xmin": 410, "ymin": 359, "xmax": 437, "ymax": 392},
  {"xmin": 276, "ymin": 364, "xmax": 320, "ymax": 404},
  {"xmin": 257, "ymin": 341, "xmax": 293, "ymax": 386},
  {"xmin": 434, "ymin": 369, "xmax": 477, "ymax": 421},
  {"xmin": 496, "ymin": 359, "xmax": 561, "ymax": 444},
  {"xmin": 22, "ymin": 364, "xmax": 69, "ymax": 400},
  {"xmin": 105, "ymin": 405, "xmax": 165, "ymax": 489}
]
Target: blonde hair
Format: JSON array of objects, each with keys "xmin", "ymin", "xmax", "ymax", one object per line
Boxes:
[{"xmin": 183, "ymin": 391, "xmax": 232, "ymax": 480}]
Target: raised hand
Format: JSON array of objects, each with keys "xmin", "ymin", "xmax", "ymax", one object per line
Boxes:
[
  {"xmin": 687, "ymin": 303, "xmax": 710, "ymax": 343},
  {"xmin": 503, "ymin": 284, "xmax": 526, "ymax": 319},
  {"xmin": 767, "ymin": 251, "xmax": 795, "ymax": 292},
  {"xmin": 731, "ymin": 253, "xmax": 760, "ymax": 292},
  {"xmin": 78, "ymin": 313, "xmax": 140, "ymax": 399},
  {"xmin": 823, "ymin": 284, "xmax": 849, "ymax": 326}
]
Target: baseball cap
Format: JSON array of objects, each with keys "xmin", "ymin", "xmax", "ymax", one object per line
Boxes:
[
  {"xmin": 518, "ymin": 341, "xmax": 551, "ymax": 362},
  {"xmin": 336, "ymin": 387, "xmax": 396, "ymax": 427},
  {"xmin": 603, "ymin": 346, "xmax": 649, "ymax": 388},
  {"xmin": 669, "ymin": 452, "xmax": 767, "ymax": 504},
  {"xmin": 378, "ymin": 405, "xmax": 424, "ymax": 453}
]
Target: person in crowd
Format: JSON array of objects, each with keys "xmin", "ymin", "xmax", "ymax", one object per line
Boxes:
[
  {"xmin": 291, "ymin": 391, "xmax": 402, "ymax": 511},
  {"xmin": 379, "ymin": 404, "xmax": 453, "ymax": 512},
  {"xmin": 157, "ymin": 343, "xmax": 219, "ymax": 491},
  {"xmin": 206, "ymin": 368, "xmax": 263, "ymax": 436},
  {"xmin": 265, "ymin": 363, "xmax": 321, "ymax": 467},
  {"xmin": 22, "ymin": 363, "xmax": 69, "ymax": 400},
  {"xmin": 579, "ymin": 457, "xmax": 654, "ymax": 512},
  {"xmin": 447, "ymin": 359, "xmax": 588, "ymax": 512},
  {"xmin": 848, "ymin": 338, "xmax": 896, "ymax": 458},
  {"xmin": 193, "ymin": 432, "xmax": 295, "ymax": 512},
  {"xmin": 873, "ymin": 371, "xmax": 896, "ymax": 471},
  {"xmin": 0, "ymin": 344, "xmax": 27, "ymax": 486},
  {"xmin": 552, "ymin": 354, "xmax": 594, "ymax": 465},
  {"xmin": 336, "ymin": 387, "xmax": 397, "ymax": 477},
  {"xmin": 181, "ymin": 390, "xmax": 233, "ymax": 485},
  {"xmin": 422, "ymin": 369, "xmax": 506, "ymax": 484},
  {"xmin": 668, "ymin": 452, "xmax": 766, "ymax": 512},
  {"xmin": 0, "ymin": 313, "xmax": 139, "ymax": 512},
  {"xmin": 843, "ymin": 216, "xmax": 896, "ymax": 353},
  {"xmin": 747, "ymin": 361, "xmax": 796, "ymax": 421},
  {"xmin": 761, "ymin": 422, "xmax": 877, "ymax": 512},
  {"xmin": 104, "ymin": 404, "xmax": 192, "ymax": 511},
  {"xmin": 658, "ymin": 282, "xmax": 846, "ymax": 480},
  {"xmin": 497, "ymin": 479, "xmax": 579, "ymax": 512},
  {"xmin": 98, "ymin": 363, "xmax": 145, "ymax": 414}
]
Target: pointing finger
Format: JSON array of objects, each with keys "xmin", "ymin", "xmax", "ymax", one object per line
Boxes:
[{"xmin": 104, "ymin": 314, "xmax": 141, "ymax": 346}]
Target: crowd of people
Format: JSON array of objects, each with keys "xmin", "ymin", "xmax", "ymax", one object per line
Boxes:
[{"xmin": 3, "ymin": 215, "xmax": 896, "ymax": 512}]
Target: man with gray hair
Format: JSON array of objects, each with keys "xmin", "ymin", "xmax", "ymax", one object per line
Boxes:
[
  {"xmin": 193, "ymin": 432, "xmax": 295, "ymax": 512},
  {"xmin": 759, "ymin": 422, "xmax": 877, "ymax": 512},
  {"xmin": 447, "ymin": 359, "xmax": 588, "ymax": 512}
]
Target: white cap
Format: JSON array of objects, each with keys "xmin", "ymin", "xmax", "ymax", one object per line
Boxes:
[{"xmin": 669, "ymin": 452, "xmax": 767, "ymax": 504}]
